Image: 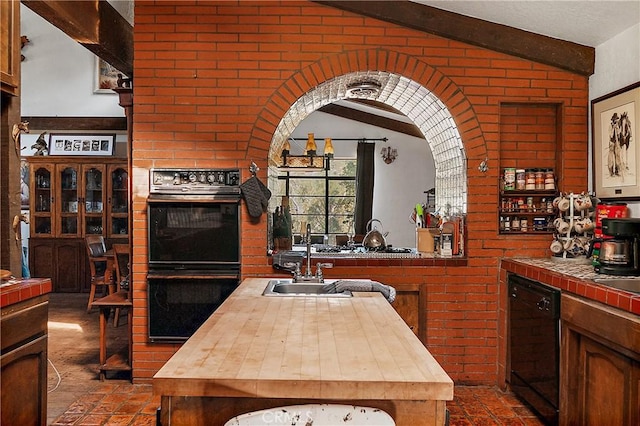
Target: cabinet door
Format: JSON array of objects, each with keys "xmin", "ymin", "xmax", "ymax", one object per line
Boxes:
[
  {"xmin": 1, "ymin": 335, "xmax": 47, "ymax": 426},
  {"xmin": 0, "ymin": 0, "xmax": 20, "ymax": 95},
  {"xmin": 83, "ymin": 165, "xmax": 106, "ymax": 236},
  {"xmin": 30, "ymin": 165, "xmax": 54, "ymax": 237},
  {"xmin": 55, "ymin": 240, "xmax": 84, "ymax": 292},
  {"xmin": 29, "ymin": 239, "xmax": 55, "ymax": 283},
  {"xmin": 106, "ymin": 164, "xmax": 129, "ymax": 238},
  {"xmin": 56, "ymin": 164, "xmax": 81, "ymax": 237},
  {"xmin": 576, "ymin": 335, "xmax": 639, "ymax": 425}
]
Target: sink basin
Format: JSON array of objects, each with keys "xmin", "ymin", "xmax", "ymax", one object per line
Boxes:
[
  {"xmin": 262, "ymin": 279, "xmax": 352, "ymax": 297},
  {"xmin": 593, "ymin": 278, "xmax": 640, "ymax": 294}
]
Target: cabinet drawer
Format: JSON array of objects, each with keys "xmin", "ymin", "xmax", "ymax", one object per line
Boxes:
[{"xmin": 1, "ymin": 299, "xmax": 48, "ymax": 353}]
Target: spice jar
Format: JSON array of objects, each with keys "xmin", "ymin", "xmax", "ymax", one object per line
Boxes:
[
  {"xmin": 544, "ymin": 169, "xmax": 555, "ymax": 190},
  {"xmin": 525, "ymin": 169, "xmax": 536, "ymax": 190},
  {"xmin": 504, "ymin": 168, "xmax": 516, "ymax": 190},
  {"xmin": 535, "ymin": 169, "xmax": 544, "ymax": 190},
  {"xmin": 516, "ymin": 169, "xmax": 526, "ymax": 190}
]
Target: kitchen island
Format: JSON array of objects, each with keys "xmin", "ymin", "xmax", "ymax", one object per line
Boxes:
[{"xmin": 153, "ymin": 278, "xmax": 453, "ymax": 425}]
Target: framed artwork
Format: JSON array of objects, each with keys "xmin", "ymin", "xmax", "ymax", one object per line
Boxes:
[
  {"xmin": 95, "ymin": 57, "xmax": 122, "ymax": 93},
  {"xmin": 592, "ymin": 81, "xmax": 640, "ymax": 199},
  {"xmin": 20, "ymin": 133, "xmax": 48, "ymax": 156},
  {"xmin": 49, "ymin": 134, "xmax": 115, "ymax": 156}
]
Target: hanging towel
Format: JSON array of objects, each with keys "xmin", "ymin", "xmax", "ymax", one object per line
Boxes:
[
  {"xmin": 240, "ymin": 176, "xmax": 271, "ymax": 218},
  {"xmin": 322, "ymin": 279, "xmax": 396, "ymax": 303}
]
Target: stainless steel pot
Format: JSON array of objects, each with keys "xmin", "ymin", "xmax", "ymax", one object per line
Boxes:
[{"xmin": 363, "ymin": 219, "xmax": 388, "ymax": 251}]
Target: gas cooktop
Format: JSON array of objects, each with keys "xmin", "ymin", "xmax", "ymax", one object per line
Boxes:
[{"xmin": 315, "ymin": 245, "xmax": 414, "ymax": 254}]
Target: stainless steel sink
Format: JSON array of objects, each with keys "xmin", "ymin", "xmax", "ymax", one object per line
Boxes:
[
  {"xmin": 593, "ymin": 278, "xmax": 640, "ymax": 294},
  {"xmin": 262, "ymin": 279, "xmax": 352, "ymax": 297}
]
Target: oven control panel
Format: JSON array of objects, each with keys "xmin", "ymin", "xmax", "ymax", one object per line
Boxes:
[{"xmin": 150, "ymin": 168, "xmax": 240, "ymax": 193}]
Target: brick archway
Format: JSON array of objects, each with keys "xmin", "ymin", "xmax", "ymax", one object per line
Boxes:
[{"xmin": 247, "ymin": 49, "xmax": 487, "ymax": 214}]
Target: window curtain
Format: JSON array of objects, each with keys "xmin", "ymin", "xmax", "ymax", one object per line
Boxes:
[{"xmin": 355, "ymin": 142, "xmax": 374, "ymax": 235}]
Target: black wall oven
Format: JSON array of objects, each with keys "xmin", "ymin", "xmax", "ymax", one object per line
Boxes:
[{"xmin": 147, "ymin": 169, "xmax": 241, "ymax": 342}]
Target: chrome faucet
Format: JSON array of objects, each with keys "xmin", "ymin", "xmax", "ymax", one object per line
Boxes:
[
  {"xmin": 281, "ymin": 224, "xmax": 333, "ymax": 282},
  {"xmin": 315, "ymin": 262, "xmax": 333, "ymax": 281}
]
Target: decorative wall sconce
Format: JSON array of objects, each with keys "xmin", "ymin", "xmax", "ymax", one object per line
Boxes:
[{"xmin": 380, "ymin": 146, "xmax": 398, "ymax": 164}]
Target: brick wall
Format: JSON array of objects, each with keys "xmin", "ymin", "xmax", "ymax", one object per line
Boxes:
[{"xmin": 130, "ymin": 0, "xmax": 589, "ymax": 384}]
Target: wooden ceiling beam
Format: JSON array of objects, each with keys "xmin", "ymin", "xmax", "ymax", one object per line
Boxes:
[
  {"xmin": 319, "ymin": 103, "xmax": 424, "ymax": 139},
  {"xmin": 312, "ymin": 0, "xmax": 594, "ymax": 76},
  {"xmin": 21, "ymin": 0, "xmax": 133, "ymax": 77}
]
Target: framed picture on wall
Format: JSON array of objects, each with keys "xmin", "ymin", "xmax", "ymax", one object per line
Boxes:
[
  {"xmin": 20, "ymin": 132, "xmax": 48, "ymax": 156},
  {"xmin": 592, "ymin": 81, "xmax": 640, "ymax": 199},
  {"xmin": 95, "ymin": 57, "xmax": 123, "ymax": 93},
  {"xmin": 49, "ymin": 134, "xmax": 115, "ymax": 156}
]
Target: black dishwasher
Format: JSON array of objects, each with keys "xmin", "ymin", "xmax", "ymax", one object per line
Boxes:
[{"xmin": 508, "ymin": 274, "xmax": 560, "ymax": 425}]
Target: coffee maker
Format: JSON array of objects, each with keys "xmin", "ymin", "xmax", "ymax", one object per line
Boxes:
[{"xmin": 596, "ymin": 218, "xmax": 640, "ymax": 275}]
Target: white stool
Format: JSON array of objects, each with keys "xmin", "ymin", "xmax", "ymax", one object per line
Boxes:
[{"xmin": 224, "ymin": 404, "xmax": 395, "ymax": 425}]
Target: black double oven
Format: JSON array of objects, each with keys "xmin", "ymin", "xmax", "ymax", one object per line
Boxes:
[{"xmin": 147, "ymin": 168, "xmax": 241, "ymax": 342}]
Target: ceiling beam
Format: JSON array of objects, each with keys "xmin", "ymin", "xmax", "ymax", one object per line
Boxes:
[
  {"xmin": 21, "ymin": 0, "xmax": 133, "ymax": 77},
  {"xmin": 318, "ymin": 103, "xmax": 424, "ymax": 139},
  {"xmin": 312, "ymin": 0, "xmax": 594, "ymax": 76}
]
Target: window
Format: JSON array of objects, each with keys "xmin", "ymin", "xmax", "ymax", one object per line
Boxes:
[{"xmin": 274, "ymin": 158, "xmax": 356, "ymax": 239}]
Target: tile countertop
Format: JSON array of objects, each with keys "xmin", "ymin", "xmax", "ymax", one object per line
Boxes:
[
  {"xmin": 0, "ymin": 278, "xmax": 52, "ymax": 309},
  {"xmin": 502, "ymin": 258, "xmax": 640, "ymax": 315}
]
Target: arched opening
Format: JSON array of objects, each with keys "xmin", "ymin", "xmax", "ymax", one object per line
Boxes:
[{"xmin": 267, "ymin": 71, "xmax": 467, "ymax": 247}]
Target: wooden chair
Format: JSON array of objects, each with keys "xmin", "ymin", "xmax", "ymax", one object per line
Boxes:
[
  {"xmin": 112, "ymin": 243, "xmax": 130, "ymax": 290},
  {"xmin": 85, "ymin": 235, "xmax": 116, "ymax": 313},
  {"xmin": 111, "ymin": 243, "xmax": 130, "ymax": 326}
]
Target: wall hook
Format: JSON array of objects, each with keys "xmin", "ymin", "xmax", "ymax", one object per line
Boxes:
[
  {"xmin": 249, "ymin": 161, "xmax": 259, "ymax": 176},
  {"xmin": 478, "ymin": 157, "xmax": 489, "ymax": 173}
]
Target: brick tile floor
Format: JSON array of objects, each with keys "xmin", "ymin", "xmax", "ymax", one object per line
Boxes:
[{"xmin": 51, "ymin": 383, "xmax": 545, "ymax": 425}]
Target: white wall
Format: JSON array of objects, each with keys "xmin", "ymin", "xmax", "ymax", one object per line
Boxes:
[
  {"xmin": 589, "ymin": 23, "xmax": 640, "ymax": 216},
  {"xmin": 20, "ymin": 5, "xmax": 124, "ymax": 117}
]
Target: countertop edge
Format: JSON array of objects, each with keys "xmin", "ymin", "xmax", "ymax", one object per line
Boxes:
[{"xmin": 501, "ymin": 258, "xmax": 640, "ymax": 315}]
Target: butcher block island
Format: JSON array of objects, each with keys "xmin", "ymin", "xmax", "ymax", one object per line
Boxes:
[{"xmin": 153, "ymin": 278, "xmax": 453, "ymax": 425}]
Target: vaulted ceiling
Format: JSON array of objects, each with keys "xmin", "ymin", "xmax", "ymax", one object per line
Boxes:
[{"xmin": 21, "ymin": 0, "xmax": 611, "ymax": 136}]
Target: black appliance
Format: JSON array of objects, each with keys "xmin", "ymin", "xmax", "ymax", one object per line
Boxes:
[
  {"xmin": 508, "ymin": 274, "xmax": 560, "ymax": 425},
  {"xmin": 147, "ymin": 168, "xmax": 241, "ymax": 342},
  {"xmin": 596, "ymin": 218, "xmax": 640, "ymax": 275}
]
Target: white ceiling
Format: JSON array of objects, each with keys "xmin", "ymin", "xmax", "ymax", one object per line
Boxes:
[{"xmin": 413, "ymin": 1, "xmax": 640, "ymax": 47}]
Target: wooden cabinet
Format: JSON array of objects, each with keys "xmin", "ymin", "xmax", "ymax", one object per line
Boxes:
[
  {"xmin": 106, "ymin": 164, "xmax": 129, "ymax": 239},
  {"xmin": 393, "ymin": 283, "xmax": 426, "ymax": 345},
  {"xmin": 1, "ymin": 295, "xmax": 49, "ymax": 426},
  {"xmin": 1, "ymin": 0, "xmax": 20, "ymax": 96},
  {"xmin": 30, "ymin": 238, "xmax": 86, "ymax": 292},
  {"xmin": 28, "ymin": 157, "xmax": 128, "ymax": 292},
  {"xmin": 560, "ymin": 294, "xmax": 640, "ymax": 425}
]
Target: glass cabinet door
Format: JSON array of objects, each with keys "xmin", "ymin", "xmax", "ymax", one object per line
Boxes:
[
  {"xmin": 84, "ymin": 166, "xmax": 105, "ymax": 235},
  {"xmin": 57, "ymin": 165, "xmax": 80, "ymax": 236},
  {"xmin": 108, "ymin": 166, "xmax": 128, "ymax": 238},
  {"xmin": 31, "ymin": 166, "xmax": 53, "ymax": 236}
]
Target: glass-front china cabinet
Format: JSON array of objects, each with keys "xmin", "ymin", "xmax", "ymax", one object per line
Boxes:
[{"xmin": 28, "ymin": 157, "xmax": 128, "ymax": 292}]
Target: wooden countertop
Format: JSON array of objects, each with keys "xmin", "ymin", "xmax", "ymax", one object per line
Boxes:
[{"xmin": 153, "ymin": 278, "xmax": 453, "ymax": 402}]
